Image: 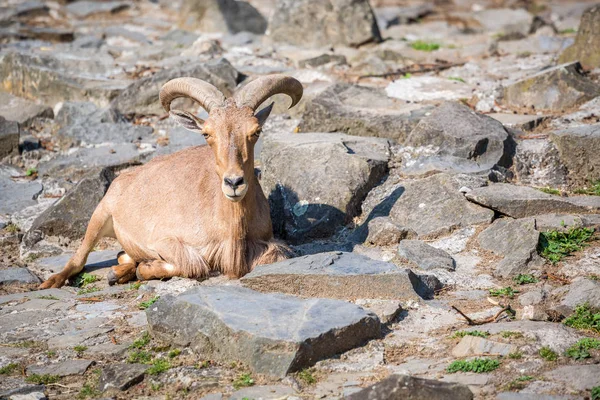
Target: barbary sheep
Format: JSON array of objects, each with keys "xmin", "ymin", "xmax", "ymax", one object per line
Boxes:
[{"xmin": 40, "ymin": 74, "xmax": 302, "ymax": 288}]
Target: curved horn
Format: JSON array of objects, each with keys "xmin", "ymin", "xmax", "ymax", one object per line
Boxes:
[
  {"xmin": 234, "ymin": 74, "xmax": 303, "ymax": 111},
  {"xmin": 159, "ymin": 77, "xmax": 226, "ymax": 113}
]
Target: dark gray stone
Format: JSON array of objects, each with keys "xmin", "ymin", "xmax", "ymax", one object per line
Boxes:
[
  {"xmin": 398, "ymin": 240, "xmax": 456, "ymax": 271},
  {"xmin": 364, "ymin": 216, "xmax": 417, "ymax": 246},
  {"xmin": 501, "ymin": 62, "xmax": 600, "ymax": 112},
  {"xmin": 0, "ymin": 116, "xmax": 19, "ymax": 158},
  {"xmin": 27, "ymin": 359, "xmax": 93, "ymax": 376},
  {"xmin": 178, "ymin": 0, "xmax": 267, "ymax": 34},
  {"xmin": 374, "ymin": 4, "xmax": 433, "ymax": 28},
  {"xmin": 513, "ymin": 137, "xmax": 568, "ymax": 188},
  {"xmin": 0, "ymin": 268, "xmax": 40, "ymax": 285},
  {"xmin": 261, "ymin": 131, "xmax": 389, "ymax": 242},
  {"xmin": 98, "ymin": 363, "xmax": 148, "ymax": 392},
  {"xmin": 269, "ymin": 0, "xmax": 381, "ymax": 47},
  {"xmin": 111, "ymin": 58, "xmax": 239, "ymax": 116},
  {"xmin": 466, "ymin": 183, "xmax": 600, "ymax": 218},
  {"xmin": 388, "ymin": 174, "xmax": 494, "ymax": 238},
  {"xmin": 298, "ymin": 84, "xmax": 430, "ymax": 143},
  {"xmin": 550, "ymin": 123, "xmax": 600, "ymax": 187},
  {"xmin": 0, "ymin": 93, "xmax": 53, "ymax": 126},
  {"xmin": 477, "ymin": 218, "xmax": 543, "ymax": 278},
  {"xmin": 560, "ymin": 4, "xmax": 600, "ymax": 69},
  {"xmin": 241, "ymin": 251, "xmax": 431, "ymax": 300},
  {"xmin": 402, "ymin": 101, "xmax": 509, "ymax": 175},
  {"xmin": 298, "ymin": 54, "xmax": 347, "ymax": 68},
  {"xmin": 147, "ymin": 286, "xmax": 381, "ymax": 377},
  {"xmin": 55, "ymin": 101, "xmax": 123, "ymax": 127},
  {"xmin": 346, "ymin": 374, "xmax": 473, "ymax": 400}
]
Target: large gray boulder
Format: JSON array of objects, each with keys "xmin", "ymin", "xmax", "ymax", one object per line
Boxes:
[
  {"xmin": 543, "ymin": 365, "xmax": 600, "ymax": 391},
  {"xmin": 178, "ymin": 0, "xmax": 267, "ymax": 34},
  {"xmin": 241, "ymin": 251, "xmax": 433, "ymax": 300},
  {"xmin": 387, "ymin": 174, "xmax": 494, "ymax": 238},
  {"xmin": 55, "ymin": 122, "xmax": 153, "ymax": 150},
  {"xmin": 146, "ymin": 286, "xmax": 381, "ymax": 377},
  {"xmin": 466, "ymin": 184, "xmax": 600, "ymax": 218},
  {"xmin": 513, "ymin": 137, "xmax": 568, "ymax": 188},
  {"xmin": 298, "ymin": 84, "xmax": 430, "ymax": 143},
  {"xmin": 0, "ymin": 167, "xmax": 42, "ymax": 215},
  {"xmin": 401, "ymin": 101, "xmax": 510, "ymax": 175},
  {"xmin": 268, "ymin": 0, "xmax": 382, "ymax": 47},
  {"xmin": 111, "ymin": 58, "xmax": 239, "ymax": 115},
  {"xmin": 501, "ymin": 62, "xmax": 600, "ymax": 112},
  {"xmin": 0, "ymin": 117, "xmax": 19, "ymax": 158},
  {"xmin": 98, "ymin": 363, "xmax": 148, "ymax": 392},
  {"xmin": 0, "ymin": 268, "xmax": 40, "ymax": 285},
  {"xmin": 261, "ymin": 132, "xmax": 389, "ymax": 242},
  {"xmin": 557, "ymin": 277, "xmax": 600, "ymax": 315},
  {"xmin": 477, "ymin": 218, "xmax": 543, "ymax": 278},
  {"xmin": 550, "ymin": 123, "xmax": 600, "ymax": 187},
  {"xmin": 346, "ymin": 374, "xmax": 473, "ymax": 400},
  {"xmin": 559, "ymin": 4, "xmax": 600, "ymax": 69}
]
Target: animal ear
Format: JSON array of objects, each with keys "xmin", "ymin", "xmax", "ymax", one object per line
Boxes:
[
  {"xmin": 254, "ymin": 102, "xmax": 274, "ymax": 127},
  {"xmin": 169, "ymin": 110, "xmax": 205, "ymax": 132}
]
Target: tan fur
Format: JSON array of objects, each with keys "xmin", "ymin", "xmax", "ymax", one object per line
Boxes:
[{"xmin": 38, "ymin": 79, "xmax": 299, "ymax": 289}]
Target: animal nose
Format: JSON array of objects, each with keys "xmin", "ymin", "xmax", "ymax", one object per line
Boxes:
[{"xmin": 224, "ymin": 176, "xmax": 244, "ymax": 189}]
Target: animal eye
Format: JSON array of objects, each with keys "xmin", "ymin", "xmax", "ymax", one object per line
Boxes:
[
  {"xmin": 252, "ymin": 129, "xmax": 262, "ymax": 138},
  {"xmin": 202, "ymin": 133, "xmax": 210, "ymax": 139}
]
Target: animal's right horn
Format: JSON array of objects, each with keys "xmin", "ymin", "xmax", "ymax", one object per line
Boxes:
[{"xmin": 159, "ymin": 77, "xmax": 226, "ymax": 113}]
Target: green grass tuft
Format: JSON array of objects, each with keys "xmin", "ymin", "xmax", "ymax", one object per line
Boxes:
[
  {"xmin": 5, "ymin": 223, "xmax": 19, "ymax": 233},
  {"xmin": 168, "ymin": 349, "xmax": 181, "ymax": 358},
  {"xmin": 73, "ymin": 272, "xmax": 101, "ymax": 288},
  {"xmin": 130, "ymin": 332, "xmax": 151, "ymax": 349},
  {"xmin": 37, "ymin": 295, "xmax": 59, "ymax": 300},
  {"xmin": 77, "ymin": 285, "xmax": 100, "ymax": 295},
  {"xmin": 139, "ymin": 296, "xmax": 160, "ymax": 310},
  {"xmin": 538, "ymin": 187, "xmax": 560, "ymax": 195},
  {"xmin": 564, "ymin": 303, "xmax": 600, "ymax": 334},
  {"xmin": 78, "ymin": 383, "xmax": 101, "ymax": 399},
  {"xmin": 448, "ymin": 76, "xmax": 466, "ymax": 83},
  {"xmin": 539, "ymin": 227, "xmax": 595, "ymax": 263},
  {"xmin": 452, "ymin": 330, "xmax": 489, "ymax": 339},
  {"xmin": 501, "ymin": 331, "xmax": 524, "ymax": 339},
  {"xmin": 447, "ymin": 358, "xmax": 500, "ymax": 373},
  {"xmin": 25, "ymin": 168, "xmax": 37, "ymax": 177},
  {"xmin": 233, "ymin": 373, "xmax": 255, "ymax": 390},
  {"xmin": 592, "ymin": 386, "xmax": 600, "ymax": 400},
  {"xmin": 573, "ymin": 180, "xmax": 600, "ymax": 196},
  {"xmin": 411, "ymin": 40, "xmax": 440, "ymax": 51},
  {"xmin": 297, "ymin": 368, "xmax": 317, "ymax": 385},
  {"xmin": 147, "ymin": 358, "xmax": 171, "ymax": 375},
  {"xmin": 73, "ymin": 345, "xmax": 87, "ymax": 353},
  {"xmin": 489, "ymin": 287, "xmax": 519, "ymax": 298},
  {"xmin": 129, "ymin": 281, "xmax": 142, "ymax": 290},
  {"xmin": 513, "ymin": 274, "xmax": 538, "ymax": 285},
  {"xmin": 128, "ymin": 350, "xmax": 152, "ymax": 364},
  {"xmin": 0, "ymin": 363, "xmax": 19, "ymax": 375},
  {"xmin": 508, "ymin": 351, "xmax": 523, "ymax": 359},
  {"xmin": 26, "ymin": 374, "xmax": 60, "ymax": 384},
  {"xmin": 565, "ymin": 338, "xmax": 600, "ymax": 360},
  {"xmin": 539, "ymin": 346, "xmax": 558, "ymax": 361}
]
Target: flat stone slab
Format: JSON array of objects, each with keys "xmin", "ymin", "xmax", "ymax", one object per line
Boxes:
[
  {"xmin": 397, "ymin": 240, "xmax": 455, "ymax": 271},
  {"xmin": 543, "ymin": 365, "xmax": 600, "ymax": 391},
  {"xmin": 0, "ymin": 268, "xmax": 40, "ymax": 285},
  {"xmin": 32, "ymin": 250, "xmax": 119, "ymax": 280},
  {"xmin": 27, "ymin": 359, "xmax": 93, "ymax": 376},
  {"xmin": 451, "ymin": 336, "xmax": 517, "ymax": 358},
  {"xmin": 147, "ymin": 286, "xmax": 381, "ymax": 377},
  {"xmin": 0, "ymin": 92, "xmax": 53, "ymax": 126},
  {"xmin": 466, "ymin": 184, "xmax": 600, "ymax": 218},
  {"xmin": 0, "ymin": 168, "xmax": 42, "ymax": 215},
  {"xmin": 229, "ymin": 385, "xmax": 296, "ymax": 400},
  {"xmin": 241, "ymin": 251, "xmax": 430, "ymax": 301},
  {"xmin": 98, "ymin": 363, "xmax": 148, "ymax": 392},
  {"xmin": 347, "ymin": 374, "xmax": 473, "ymax": 400}
]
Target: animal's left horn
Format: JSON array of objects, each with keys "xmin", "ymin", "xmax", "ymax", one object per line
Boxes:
[
  {"xmin": 233, "ymin": 74, "xmax": 303, "ymax": 111},
  {"xmin": 159, "ymin": 77, "xmax": 226, "ymax": 113}
]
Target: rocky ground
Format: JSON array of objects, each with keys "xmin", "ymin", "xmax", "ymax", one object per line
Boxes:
[{"xmin": 1, "ymin": 0, "xmax": 600, "ymax": 399}]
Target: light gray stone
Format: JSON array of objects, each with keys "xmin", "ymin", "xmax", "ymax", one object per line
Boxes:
[
  {"xmin": 558, "ymin": 277, "xmax": 600, "ymax": 314},
  {"xmin": 364, "ymin": 216, "xmax": 417, "ymax": 246},
  {"xmin": 27, "ymin": 359, "xmax": 93, "ymax": 376},
  {"xmin": 261, "ymin": 132, "xmax": 389, "ymax": 242},
  {"xmin": 241, "ymin": 251, "xmax": 432, "ymax": 300},
  {"xmin": 559, "ymin": 4, "xmax": 600, "ymax": 69},
  {"xmin": 398, "ymin": 240, "xmax": 455, "ymax": 271},
  {"xmin": 513, "ymin": 137, "xmax": 568, "ymax": 188},
  {"xmin": 47, "ymin": 326, "xmax": 114, "ymax": 350},
  {"xmin": 0, "ymin": 268, "xmax": 40, "ymax": 285},
  {"xmin": 496, "ymin": 393, "xmax": 582, "ymax": 400},
  {"xmin": 550, "ymin": 123, "xmax": 600, "ymax": 186},
  {"xmin": 66, "ymin": 1, "xmax": 130, "ymax": 18},
  {"xmin": 147, "ymin": 286, "xmax": 381, "ymax": 377},
  {"xmin": 473, "ymin": 8, "xmax": 534, "ymax": 36},
  {"xmin": 543, "ymin": 365, "xmax": 600, "ymax": 391},
  {"xmin": 298, "ymin": 84, "xmax": 430, "ymax": 143},
  {"xmin": 501, "ymin": 62, "xmax": 600, "ymax": 112},
  {"xmin": 388, "ymin": 174, "xmax": 494, "ymax": 238},
  {"xmin": 477, "ymin": 218, "xmax": 543, "ymax": 278},
  {"xmin": 0, "ymin": 168, "xmax": 42, "ymax": 215},
  {"xmin": 346, "ymin": 374, "xmax": 473, "ymax": 400},
  {"xmin": 229, "ymin": 385, "xmax": 295, "ymax": 400},
  {"xmin": 84, "ymin": 343, "xmax": 128, "ymax": 357},
  {"xmin": 98, "ymin": 363, "xmax": 148, "ymax": 391},
  {"xmin": 354, "ymin": 299, "xmax": 402, "ymax": 324},
  {"xmin": 451, "ymin": 336, "xmax": 517, "ymax": 358},
  {"xmin": 31, "ymin": 250, "xmax": 118, "ymax": 280},
  {"xmin": 466, "ymin": 184, "xmax": 600, "ymax": 218},
  {"xmin": 268, "ymin": 0, "xmax": 381, "ymax": 47},
  {"xmin": 0, "ymin": 93, "xmax": 53, "ymax": 126},
  {"xmin": 489, "ymin": 113, "xmax": 548, "ymax": 132}
]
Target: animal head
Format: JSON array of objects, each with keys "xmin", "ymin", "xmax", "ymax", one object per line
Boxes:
[{"xmin": 160, "ymin": 75, "xmax": 303, "ymax": 202}]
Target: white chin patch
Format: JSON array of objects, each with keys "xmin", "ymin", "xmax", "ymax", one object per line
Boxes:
[{"xmin": 224, "ymin": 193, "xmax": 244, "ymax": 202}]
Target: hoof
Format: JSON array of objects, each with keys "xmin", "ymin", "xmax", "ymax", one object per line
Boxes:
[{"xmin": 107, "ymin": 269, "xmax": 118, "ymax": 286}]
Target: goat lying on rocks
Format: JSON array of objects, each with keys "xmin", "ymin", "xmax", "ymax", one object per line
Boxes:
[{"xmin": 40, "ymin": 74, "xmax": 303, "ymax": 288}]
